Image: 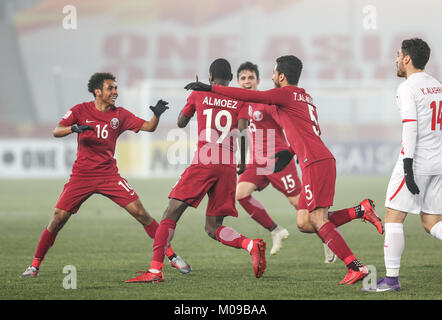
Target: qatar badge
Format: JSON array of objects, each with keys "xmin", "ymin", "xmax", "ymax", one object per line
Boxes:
[
  {"xmin": 110, "ymin": 117, "xmax": 119, "ymax": 129},
  {"xmin": 253, "ymin": 110, "xmax": 263, "ymax": 122}
]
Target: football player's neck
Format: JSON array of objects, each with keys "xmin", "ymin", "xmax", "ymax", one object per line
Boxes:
[
  {"xmin": 94, "ymin": 98, "xmax": 112, "ymax": 112},
  {"xmin": 405, "ymin": 67, "xmax": 423, "ymax": 79}
]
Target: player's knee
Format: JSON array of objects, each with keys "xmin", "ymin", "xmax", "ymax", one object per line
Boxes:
[
  {"xmin": 297, "ymin": 220, "xmax": 313, "ymax": 233},
  {"xmin": 421, "ymin": 221, "xmax": 434, "ymax": 234},
  {"xmin": 49, "ymin": 209, "xmax": 71, "ymax": 233},
  {"xmin": 236, "ymin": 188, "xmax": 251, "ymax": 201}
]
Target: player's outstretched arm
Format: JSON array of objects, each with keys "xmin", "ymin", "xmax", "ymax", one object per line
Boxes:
[
  {"xmin": 177, "ymin": 111, "xmax": 191, "ymax": 128},
  {"xmin": 140, "ymin": 99, "xmax": 169, "ymax": 132},
  {"xmin": 53, "ymin": 124, "xmax": 94, "ymax": 137}
]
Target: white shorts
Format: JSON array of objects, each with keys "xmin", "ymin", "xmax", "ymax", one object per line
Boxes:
[{"xmin": 385, "ymin": 160, "xmax": 442, "ymax": 215}]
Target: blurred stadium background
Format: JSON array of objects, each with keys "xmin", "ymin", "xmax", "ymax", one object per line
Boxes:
[{"xmin": 1, "ymin": 0, "xmax": 441, "ymax": 179}]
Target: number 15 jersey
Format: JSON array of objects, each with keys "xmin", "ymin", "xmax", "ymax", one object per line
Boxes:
[{"xmin": 396, "ymin": 72, "xmax": 442, "ymax": 174}]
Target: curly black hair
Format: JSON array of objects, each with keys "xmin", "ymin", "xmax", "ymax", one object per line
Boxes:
[
  {"xmin": 87, "ymin": 72, "xmax": 116, "ymax": 97},
  {"xmin": 401, "ymin": 38, "xmax": 431, "ymax": 70}
]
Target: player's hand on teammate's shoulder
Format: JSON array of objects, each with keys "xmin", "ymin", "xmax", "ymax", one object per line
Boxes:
[
  {"xmin": 184, "ymin": 81, "xmax": 212, "ymax": 92},
  {"xmin": 149, "ymin": 99, "xmax": 169, "ymax": 118},
  {"xmin": 272, "ymin": 150, "xmax": 294, "ymax": 173},
  {"xmin": 71, "ymin": 124, "xmax": 94, "ymax": 134}
]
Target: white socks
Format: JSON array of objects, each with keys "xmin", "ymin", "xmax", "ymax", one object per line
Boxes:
[
  {"xmin": 384, "ymin": 223, "xmax": 405, "ymax": 277},
  {"xmin": 430, "ymin": 221, "xmax": 442, "ymax": 241}
]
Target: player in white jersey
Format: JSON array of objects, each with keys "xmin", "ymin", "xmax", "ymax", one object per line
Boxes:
[{"xmin": 366, "ymin": 38, "xmax": 442, "ymax": 292}]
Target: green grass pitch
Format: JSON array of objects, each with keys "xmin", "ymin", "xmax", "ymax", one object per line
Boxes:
[{"xmin": 1, "ymin": 176, "xmax": 441, "ymax": 300}]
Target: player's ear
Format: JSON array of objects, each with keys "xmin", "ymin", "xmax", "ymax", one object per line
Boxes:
[
  {"xmin": 209, "ymin": 73, "xmax": 214, "ymax": 83},
  {"xmin": 94, "ymin": 88, "xmax": 101, "ymax": 97},
  {"xmin": 229, "ymin": 73, "xmax": 233, "ymax": 81}
]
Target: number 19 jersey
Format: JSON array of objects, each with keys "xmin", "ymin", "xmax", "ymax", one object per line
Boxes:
[
  {"xmin": 396, "ymin": 72, "xmax": 442, "ymax": 174},
  {"xmin": 182, "ymin": 91, "xmax": 246, "ymax": 167}
]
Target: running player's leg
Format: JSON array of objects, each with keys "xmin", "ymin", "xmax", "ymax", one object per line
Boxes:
[
  {"xmin": 126, "ymin": 198, "xmax": 189, "ymax": 283},
  {"xmin": 21, "ymin": 178, "xmax": 92, "ymax": 278},
  {"xmin": 209, "ymin": 166, "xmax": 266, "ymax": 278},
  {"xmin": 206, "ymin": 215, "xmax": 266, "ymax": 278},
  {"xmin": 124, "ymin": 198, "xmax": 190, "ymax": 273},
  {"xmin": 21, "ymin": 209, "xmax": 71, "ymax": 278},
  {"xmin": 310, "ymin": 207, "xmax": 367, "ymax": 284},
  {"xmin": 236, "ymin": 167, "xmax": 278, "ymax": 231}
]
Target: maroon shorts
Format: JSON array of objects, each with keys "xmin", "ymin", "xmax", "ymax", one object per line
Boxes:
[
  {"xmin": 238, "ymin": 160, "xmax": 301, "ymax": 197},
  {"xmin": 169, "ymin": 164, "xmax": 238, "ymax": 217},
  {"xmin": 297, "ymin": 158, "xmax": 336, "ymax": 212},
  {"xmin": 55, "ymin": 175, "xmax": 139, "ymax": 213}
]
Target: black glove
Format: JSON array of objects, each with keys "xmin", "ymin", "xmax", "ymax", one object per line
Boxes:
[
  {"xmin": 150, "ymin": 99, "xmax": 169, "ymax": 118},
  {"xmin": 184, "ymin": 81, "xmax": 212, "ymax": 91},
  {"xmin": 272, "ymin": 150, "xmax": 294, "ymax": 173},
  {"xmin": 71, "ymin": 124, "xmax": 94, "ymax": 133},
  {"xmin": 403, "ymin": 158, "xmax": 420, "ymax": 195}
]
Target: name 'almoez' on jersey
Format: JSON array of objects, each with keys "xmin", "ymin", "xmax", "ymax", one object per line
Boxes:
[{"xmin": 202, "ymin": 96, "xmax": 239, "ymax": 109}]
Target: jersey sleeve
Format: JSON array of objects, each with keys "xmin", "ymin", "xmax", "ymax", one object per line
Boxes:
[
  {"xmin": 397, "ymin": 84, "xmax": 418, "ymax": 158},
  {"xmin": 212, "ymin": 85, "xmax": 290, "ymax": 107},
  {"xmin": 58, "ymin": 105, "xmax": 79, "ymax": 127},
  {"xmin": 119, "ymin": 108, "xmax": 146, "ymax": 133},
  {"xmin": 397, "ymin": 84, "xmax": 417, "ymax": 122},
  {"xmin": 238, "ymin": 102, "xmax": 249, "ymax": 120},
  {"xmin": 181, "ymin": 92, "xmax": 197, "ymax": 118}
]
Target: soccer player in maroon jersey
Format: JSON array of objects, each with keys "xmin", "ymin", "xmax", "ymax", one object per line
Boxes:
[
  {"xmin": 235, "ymin": 61, "xmax": 302, "ymax": 256},
  {"xmin": 185, "ymin": 56, "xmax": 384, "ymax": 285},
  {"xmin": 126, "ymin": 59, "xmax": 267, "ymax": 283},
  {"xmin": 20, "ymin": 72, "xmax": 191, "ymax": 278}
]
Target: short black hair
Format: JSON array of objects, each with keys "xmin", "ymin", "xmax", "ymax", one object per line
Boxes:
[
  {"xmin": 276, "ymin": 55, "xmax": 303, "ymax": 85},
  {"xmin": 237, "ymin": 61, "xmax": 260, "ymax": 80},
  {"xmin": 88, "ymin": 72, "xmax": 116, "ymax": 97},
  {"xmin": 401, "ymin": 38, "xmax": 430, "ymax": 70},
  {"xmin": 209, "ymin": 58, "xmax": 233, "ymax": 81}
]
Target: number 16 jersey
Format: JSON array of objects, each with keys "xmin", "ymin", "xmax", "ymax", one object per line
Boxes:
[{"xmin": 59, "ymin": 101, "xmax": 145, "ymax": 178}]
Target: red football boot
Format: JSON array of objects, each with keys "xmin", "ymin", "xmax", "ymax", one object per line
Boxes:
[
  {"xmin": 126, "ymin": 271, "xmax": 164, "ymax": 283},
  {"xmin": 339, "ymin": 266, "xmax": 369, "ymax": 285},
  {"xmin": 360, "ymin": 199, "xmax": 384, "ymax": 234},
  {"xmin": 250, "ymin": 239, "xmax": 267, "ymax": 278}
]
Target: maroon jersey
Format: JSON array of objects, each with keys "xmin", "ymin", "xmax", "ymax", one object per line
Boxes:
[
  {"xmin": 182, "ymin": 91, "xmax": 246, "ymax": 167},
  {"xmin": 59, "ymin": 101, "xmax": 145, "ymax": 177},
  {"xmin": 212, "ymin": 85, "xmax": 334, "ymax": 169},
  {"xmin": 240, "ymin": 102, "xmax": 289, "ymax": 165}
]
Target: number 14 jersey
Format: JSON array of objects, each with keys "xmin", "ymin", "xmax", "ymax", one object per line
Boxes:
[{"xmin": 396, "ymin": 72, "xmax": 442, "ymax": 174}]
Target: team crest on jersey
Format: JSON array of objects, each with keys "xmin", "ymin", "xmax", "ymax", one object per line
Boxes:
[
  {"xmin": 110, "ymin": 118, "xmax": 119, "ymax": 129},
  {"xmin": 253, "ymin": 110, "xmax": 263, "ymax": 122}
]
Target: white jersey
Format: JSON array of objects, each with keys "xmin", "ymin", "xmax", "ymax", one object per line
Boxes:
[{"xmin": 396, "ymin": 72, "xmax": 442, "ymax": 175}]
